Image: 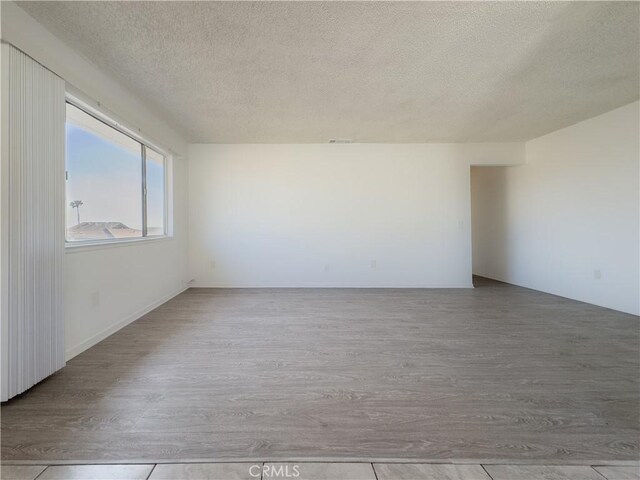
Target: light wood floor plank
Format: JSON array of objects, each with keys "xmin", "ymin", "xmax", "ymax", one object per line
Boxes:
[
  {"xmin": 149, "ymin": 463, "xmax": 259, "ymax": 480},
  {"xmin": 593, "ymin": 466, "xmax": 640, "ymax": 480},
  {"xmin": 374, "ymin": 463, "xmax": 490, "ymax": 479},
  {"xmin": 0, "ymin": 465, "xmax": 46, "ymax": 480},
  {"xmin": 264, "ymin": 463, "xmax": 376, "ymax": 480},
  {"xmin": 483, "ymin": 465, "xmax": 606, "ymax": 480},
  {"xmin": 36, "ymin": 465, "xmax": 153, "ymax": 480}
]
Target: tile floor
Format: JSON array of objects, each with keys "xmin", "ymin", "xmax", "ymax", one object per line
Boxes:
[{"xmin": 1, "ymin": 462, "xmax": 638, "ymax": 480}]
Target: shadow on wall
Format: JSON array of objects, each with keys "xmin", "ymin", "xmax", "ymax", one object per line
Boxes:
[{"xmin": 470, "ymin": 166, "xmax": 512, "ymax": 285}]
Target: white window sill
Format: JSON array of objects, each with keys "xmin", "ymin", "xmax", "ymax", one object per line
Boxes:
[{"xmin": 65, "ymin": 235, "xmax": 174, "ymax": 254}]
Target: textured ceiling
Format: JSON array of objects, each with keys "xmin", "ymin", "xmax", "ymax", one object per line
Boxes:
[{"xmin": 17, "ymin": 1, "xmax": 640, "ymax": 143}]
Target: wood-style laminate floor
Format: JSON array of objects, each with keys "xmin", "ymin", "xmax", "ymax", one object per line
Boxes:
[{"xmin": 2, "ymin": 277, "xmax": 638, "ymax": 463}]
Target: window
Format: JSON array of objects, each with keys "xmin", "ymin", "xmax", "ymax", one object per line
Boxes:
[
  {"xmin": 145, "ymin": 147, "xmax": 166, "ymax": 237},
  {"xmin": 65, "ymin": 102, "xmax": 167, "ymax": 243}
]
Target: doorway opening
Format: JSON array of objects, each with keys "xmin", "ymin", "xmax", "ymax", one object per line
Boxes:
[{"xmin": 470, "ymin": 166, "xmax": 509, "ymax": 288}]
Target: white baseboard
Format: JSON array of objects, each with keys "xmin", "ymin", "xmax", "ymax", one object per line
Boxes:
[
  {"xmin": 65, "ymin": 286, "xmax": 188, "ymax": 361},
  {"xmin": 189, "ymin": 283, "xmax": 475, "ymax": 289},
  {"xmin": 473, "ymin": 273, "xmax": 639, "ymax": 316}
]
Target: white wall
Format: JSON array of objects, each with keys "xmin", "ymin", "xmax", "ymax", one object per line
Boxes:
[
  {"xmin": 1, "ymin": 2, "xmax": 191, "ymax": 358},
  {"xmin": 472, "ymin": 102, "xmax": 639, "ymax": 315},
  {"xmin": 189, "ymin": 143, "xmax": 522, "ymax": 288}
]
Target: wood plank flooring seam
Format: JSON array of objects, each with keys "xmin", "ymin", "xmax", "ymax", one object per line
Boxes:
[
  {"xmin": 480, "ymin": 465, "xmax": 496, "ymax": 480},
  {"xmin": 144, "ymin": 464, "xmax": 156, "ymax": 480},
  {"xmin": 371, "ymin": 463, "xmax": 379, "ymax": 480},
  {"xmin": 32, "ymin": 466, "xmax": 48, "ymax": 480},
  {"xmin": 591, "ymin": 466, "xmax": 609, "ymax": 480}
]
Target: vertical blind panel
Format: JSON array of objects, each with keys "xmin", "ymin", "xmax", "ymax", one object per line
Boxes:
[{"xmin": 3, "ymin": 45, "xmax": 65, "ymax": 401}]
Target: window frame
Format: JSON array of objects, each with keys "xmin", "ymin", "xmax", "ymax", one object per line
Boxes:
[{"xmin": 64, "ymin": 95, "xmax": 171, "ymax": 249}]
